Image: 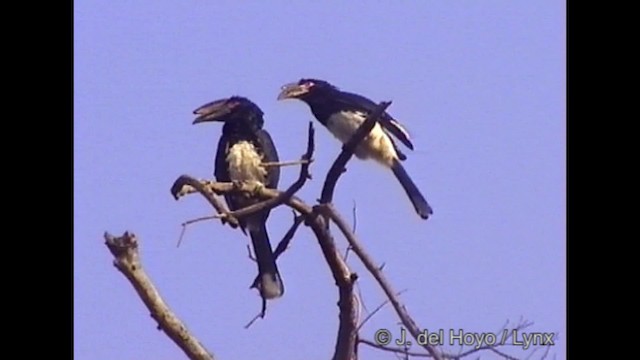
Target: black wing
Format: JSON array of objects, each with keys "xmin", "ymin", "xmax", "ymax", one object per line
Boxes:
[
  {"xmin": 336, "ymin": 90, "xmax": 414, "ymax": 150},
  {"xmin": 214, "ymin": 135, "xmax": 230, "ymax": 183},
  {"xmin": 255, "ymin": 129, "xmax": 280, "ymax": 190}
]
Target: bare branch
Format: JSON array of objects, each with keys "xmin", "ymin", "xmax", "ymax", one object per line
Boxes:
[
  {"xmin": 244, "ymin": 311, "xmax": 264, "ymax": 329},
  {"xmin": 320, "ymin": 101, "xmax": 393, "ymax": 204},
  {"xmin": 263, "ymin": 159, "xmax": 313, "ymax": 168},
  {"xmin": 310, "ymin": 103, "xmax": 394, "ymax": 360},
  {"xmin": 318, "ymin": 203, "xmax": 443, "ymax": 360},
  {"xmin": 176, "ymin": 215, "xmax": 221, "ymax": 247},
  {"xmin": 104, "ymin": 231, "xmax": 214, "ymax": 360},
  {"xmin": 273, "ymin": 213, "xmax": 305, "ymax": 259},
  {"xmin": 342, "ymin": 201, "xmax": 357, "ymax": 261},
  {"xmin": 301, "ymin": 208, "xmax": 360, "ymax": 360},
  {"xmin": 246, "ymin": 244, "xmax": 257, "ymax": 262},
  {"xmin": 304, "ymin": 216, "xmax": 358, "ymax": 360},
  {"xmin": 177, "ymin": 224, "xmax": 188, "ymax": 248},
  {"xmin": 170, "ymin": 175, "xmax": 239, "ymax": 228},
  {"xmin": 351, "ymin": 200, "xmax": 357, "ymax": 234},
  {"xmin": 182, "ymin": 215, "xmax": 222, "ymax": 226},
  {"xmin": 357, "ymin": 289, "xmax": 408, "ymax": 331},
  {"xmin": 173, "ymin": 178, "xmax": 359, "ymax": 360}
]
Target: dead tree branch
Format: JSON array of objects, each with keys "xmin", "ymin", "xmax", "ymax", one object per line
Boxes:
[
  {"xmin": 103, "ymin": 231, "xmax": 214, "ymax": 360},
  {"xmin": 172, "ymin": 180, "xmax": 358, "ymax": 360},
  {"xmin": 318, "ymin": 203, "xmax": 443, "ymax": 360},
  {"xmin": 109, "ymin": 99, "xmax": 544, "ymax": 360},
  {"xmin": 302, "ymin": 211, "xmax": 358, "ymax": 360},
  {"xmin": 172, "ymin": 101, "xmax": 409, "ymax": 360},
  {"xmin": 170, "ymin": 175, "xmax": 239, "ymax": 229}
]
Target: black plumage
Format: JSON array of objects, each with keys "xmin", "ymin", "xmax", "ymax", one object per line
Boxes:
[
  {"xmin": 278, "ymin": 78, "xmax": 433, "ymax": 219},
  {"xmin": 193, "ymin": 96, "xmax": 284, "ymax": 299}
]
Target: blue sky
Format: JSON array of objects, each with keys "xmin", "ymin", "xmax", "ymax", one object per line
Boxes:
[{"xmin": 74, "ymin": 2, "xmax": 565, "ymax": 359}]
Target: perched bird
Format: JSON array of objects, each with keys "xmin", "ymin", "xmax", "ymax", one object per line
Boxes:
[
  {"xmin": 278, "ymin": 78, "xmax": 433, "ymax": 219},
  {"xmin": 193, "ymin": 96, "xmax": 284, "ymax": 299}
]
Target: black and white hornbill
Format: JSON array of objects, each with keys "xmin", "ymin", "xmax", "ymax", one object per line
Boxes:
[
  {"xmin": 193, "ymin": 96, "xmax": 284, "ymax": 299},
  {"xmin": 277, "ymin": 78, "xmax": 433, "ymax": 219}
]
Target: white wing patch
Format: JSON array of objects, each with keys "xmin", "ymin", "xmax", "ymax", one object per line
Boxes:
[
  {"xmin": 326, "ymin": 111, "xmax": 398, "ymax": 167},
  {"xmin": 226, "ymin": 141, "xmax": 267, "ymax": 183}
]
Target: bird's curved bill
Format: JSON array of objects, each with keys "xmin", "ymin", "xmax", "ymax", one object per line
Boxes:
[
  {"xmin": 277, "ymin": 83, "xmax": 308, "ymax": 100},
  {"xmin": 192, "ymin": 98, "xmax": 231, "ymax": 124}
]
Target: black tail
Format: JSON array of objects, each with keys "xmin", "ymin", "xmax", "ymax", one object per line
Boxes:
[
  {"xmin": 249, "ymin": 224, "xmax": 284, "ymax": 299},
  {"xmin": 391, "ymin": 160, "xmax": 433, "ymax": 219}
]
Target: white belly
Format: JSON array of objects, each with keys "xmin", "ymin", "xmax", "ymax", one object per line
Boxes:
[
  {"xmin": 326, "ymin": 111, "xmax": 398, "ymax": 167},
  {"xmin": 226, "ymin": 141, "xmax": 267, "ymax": 183}
]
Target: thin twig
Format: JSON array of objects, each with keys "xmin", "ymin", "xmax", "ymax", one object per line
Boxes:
[
  {"xmin": 351, "ymin": 200, "xmax": 357, "ymax": 234},
  {"xmin": 342, "ymin": 201, "xmax": 358, "ymax": 261},
  {"xmin": 182, "ymin": 215, "xmax": 222, "ymax": 225},
  {"xmin": 243, "ymin": 296, "xmax": 268, "ymax": 329},
  {"xmin": 357, "ymin": 289, "xmax": 408, "ymax": 331},
  {"xmin": 177, "ymin": 225, "xmax": 188, "ymax": 248},
  {"xmin": 244, "ymin": 312, "xmax": 263, "ymax": 329},
  {"xmin": 243, "ymin": 244, "xmax": 255, "ymax": 262},
  {"xmin": 104, "ymin": 231, "xmax": 214, "ymax": 360},
  {"xmin": 176, "ymin": 214, "xmax": 222, "ymax": 247},
  {"xmin": 263, "ymin": 159, "xmax": 313, "ymax": 168},
  {"xmin": 273, "ymin": 213, "xmax": 305, "ymax": 259}
]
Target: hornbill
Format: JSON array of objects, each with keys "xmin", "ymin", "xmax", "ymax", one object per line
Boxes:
[
  {"xmin": 278, "ymin": 78, "xmax": 433, "ymax": 219},
  {"xmin": 193, "ymin": 96, "xmax": 284, "ymax": 299}
]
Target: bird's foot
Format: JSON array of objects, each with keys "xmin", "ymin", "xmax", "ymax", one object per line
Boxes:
[{"xmin": 251, "ymin": 182, "xmax": 265, "ymax": 196}]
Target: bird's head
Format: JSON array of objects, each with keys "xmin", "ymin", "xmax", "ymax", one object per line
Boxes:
[
  {"xmin": 277, "ymin": 78, "xmax": 337, "ymax": 102},
  {"xmin": 192, "ymin": 96, "xmax": 264, "ymax": 128}
]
